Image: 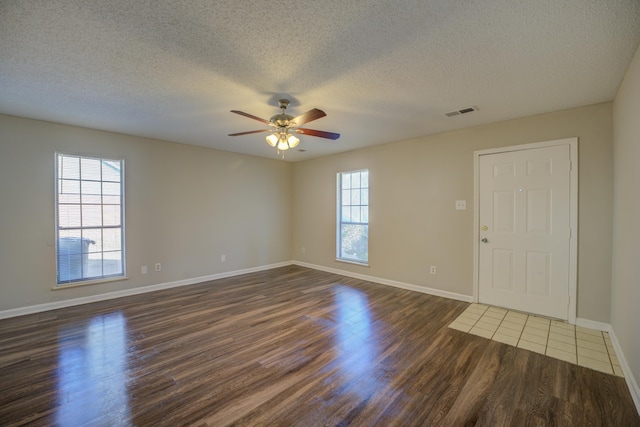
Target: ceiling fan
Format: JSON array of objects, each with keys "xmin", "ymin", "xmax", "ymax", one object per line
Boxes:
[{"xmin": 228, "ymin": 99, "xmax": 340, "ymax": 155}]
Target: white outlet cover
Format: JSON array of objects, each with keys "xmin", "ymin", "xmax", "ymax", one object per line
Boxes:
[
  {"xmin": 141, "ymin": 266, "xmax": 148, "ymax": 274},
  {"xmin": 455, "ymin": 200, "xmax": 466, "ymax": 210}
]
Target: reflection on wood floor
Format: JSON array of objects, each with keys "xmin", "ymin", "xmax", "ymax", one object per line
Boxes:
[{"xmin": 1, "ymin": 266, "xmax": 638, "ymax": 426}]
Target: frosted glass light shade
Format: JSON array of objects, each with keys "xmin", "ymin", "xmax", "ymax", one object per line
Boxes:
[
  {"xmin": 287, "ymin": 135, "xmax": 300, "ymax": 148},
  {"xmin": 277, "ymin": 140, "xmax": 289, "ymax": 150},
  {"xmin": 266, "ymin": 134, "xmax": 278, "ymax": 146}
]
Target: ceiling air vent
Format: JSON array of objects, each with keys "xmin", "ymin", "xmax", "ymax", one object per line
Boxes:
[{"xmin": 445, "ymin": 106, "xmax": 478, "ymax": 117}]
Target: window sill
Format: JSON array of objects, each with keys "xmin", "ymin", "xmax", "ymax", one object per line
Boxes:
[
  {"xmin": 335, "ymin": 259, "xmax": 369, "ymax": 267},
  {"xmin": 52, "ymin": 276, "xmax": 129, "ymax": 290}
]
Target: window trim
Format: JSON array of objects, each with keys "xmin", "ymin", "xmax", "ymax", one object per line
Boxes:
[
  {"xmin": 55, "ymin": 152, "xmax": 126, "ymax": 286},
  {"xmin": 336, "ymin": 169, "xmax": 369, "ymax": 265}
]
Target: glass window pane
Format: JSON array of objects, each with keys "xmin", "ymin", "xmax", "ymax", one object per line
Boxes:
[
  {"xmin": 341, "ymin": 173, "xmax": 351, "ymax": 190},
  {"xmin": 361, "ymin": 206, "xmax": 369, "ymax": 222},
  {"xmin": 103, "ymin": 205, "xmax": 121, "ymax": 226},
  {"xmin": 82, "ymin": 205, "xmax": 102, "ymax": 227},
  {"xmin": 60, "ymin": 179, "xmax": 80, "ymax": 195},
  {"xmin": 86, "ymin": 252, "xmax": 103, "ymax": 278},
  {"xmin": 81, "ymin": 158, "xmax": 101, "ymax": 181},
  {"xmin": 352, "ymin": 206, "xmax": 361, "ymax": 222},
  {"xmin": 351, "ymin": 189, "xmax": 360, "ymax": 206},
  {"xmin": 82, "ymin": 195, "xmax": 102, "ymax": 204},
  {"xmin": 103, "ymin": 228, "xmax": 122, "ymax": 252},
  {"xmin": 102, "ymin": 195, "xmax": 120, "ymax": 205},
  {"xmin": 57, "ymin": 236, "xmax": 96, "ymax": 281},
  {"xmin": 61, "ymin": 156, "xmax": 80, "ymax": 180},
  {"xmin": 361, "ymin": 171, "xmax": 369, "ymax": 188},
  {"xmin": 59, "ymin": 194, "xmax": 80, "ymax": 204},
  {"xmin": 352, "ymin": 172, "xmax": 361, "ymax": 188},
  {"xmin": 82, "ymin": 180, "xmax": 101, "ymax": 195},
  {"xmin": 59, "ymin": 205, "xmax": 81, "ymax": 228},
  {"xmin": 340, "ymin": 224, "xmax": 368, "ymax": 262},
  {"xmin": 341, "ymin": 206, "xmax": 351, "ymax": 222},
  {"xmin": 361, "ymin": 189, "xmax": 369, "ymax": 206},
  {"xmin": 83, "ymin": 229, "xmax": 102, "ymax": 253},
  {"xmin": 59, "ymin": 229, "xmax": 81, "ymax": 239},
  {"xmin": 103, "ymin": 251, "xmax": 122, "ymax": 275},
  {"xmin": 342, "ymin": 189, "xmax": 350, "ymax": 206},
  {"xmin": 103, "ymin": 182, "xmax": 120, "ymax": 196},
  {"xmin": 102, "ymin": 160, "xmax": 121, "ymax": 182},
  {"xmin": 58, "ymin": 236, "xmax": 82, "ymax": 255}
]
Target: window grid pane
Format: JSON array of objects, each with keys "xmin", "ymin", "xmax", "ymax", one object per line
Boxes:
[
  {"xmin": 337, "ymin": 170, "xmax": 369, "ymax": 263},
  {"xmin": 56, "ymin": 154, "xmax": 125, "ymax": 284}
]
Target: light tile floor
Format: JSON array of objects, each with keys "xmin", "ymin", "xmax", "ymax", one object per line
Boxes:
[{"xmin": 449, "ymin": 304, "xmax": 624, "ymax": 377}]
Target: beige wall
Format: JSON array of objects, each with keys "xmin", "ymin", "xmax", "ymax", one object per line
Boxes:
[
  {"xmin": 293, "ymin": 103, "xmax": 613, "ymax": 322},
  {"xmin": 612, "ymin": 44, "xmax": 640, "ymax": 390},
  {"xmin": 0, "ymin": 104, "xmax": 615, "ymax": 323},
  {"xmin": 0, "ymin": 114, "xmax": 293, "ymax": 311}
]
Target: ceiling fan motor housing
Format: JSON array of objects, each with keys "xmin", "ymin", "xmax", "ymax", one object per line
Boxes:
[{"xmin": 271, "ymin": 99, "xmax": 295, "ymax": 128}]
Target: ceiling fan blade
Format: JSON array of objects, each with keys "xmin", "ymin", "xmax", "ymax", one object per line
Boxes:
[
  {"xmin": 292, "ymin": 108, "xmax": 326, "ymax": 126},
  {"xmin": 295, "ymin": 128, "xmax": 340, "ymax": 140},
  {"xmin": 230, "ymin": 110, "xmax": 270, "ymax": 124},
  {"xmin": 228, "ymin": 129, "xmax": 270, "ymax": 136}
]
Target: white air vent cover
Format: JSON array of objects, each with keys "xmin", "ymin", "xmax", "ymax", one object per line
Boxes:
[{"xmin": 445, "ymin": 106, "xmax": 478, "ymax": 117}]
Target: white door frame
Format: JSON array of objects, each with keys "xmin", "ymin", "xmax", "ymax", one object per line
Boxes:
[{"xmin": 473, "ymin": 137, "xmax": 578, "ymax": 324}]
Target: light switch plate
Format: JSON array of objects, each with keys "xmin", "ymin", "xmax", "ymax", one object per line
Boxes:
[{"xmin": 456, "ymin": 200, "xmax": 466, "ymax": 210}]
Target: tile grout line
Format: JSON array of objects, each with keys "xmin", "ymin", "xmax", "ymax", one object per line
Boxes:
[
  {"xmin": 490, "ymin": 310, "xmax": 506, "ymax": 339},
  {"xmin": 451, "ymin": 304, "xmax": 624, "ymax": 378},
  {"xmin": 511, "ymin": 311, "xmax": 528, "ymax": 348},
  {"xmin": 574, "ymin": 324, "xmax": 578, "ymax": 365},
  {"xmin": 469, "ymin": 304, "xmax": 488, "ymax": 333},
  {"xmin": 517, "ymin": 314, "xmax": 528, "ymax": 347},
  {"xmin": 544, "ymin": 318, "xmax": 551, "ymax": 356},
  {"xmin": 602, "ymin": 331, "xmax": 616, "ymax": 374}
]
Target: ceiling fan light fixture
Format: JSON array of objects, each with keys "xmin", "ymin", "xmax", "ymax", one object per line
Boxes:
[
  {"xmin": 287, "ymin": 134, "xmax": 300, "ymax": 148},
  {"xmin": 230, "ymin": 99, "xmax": 339, "ymax": 158},
  {"xmin": 277, "ymin": 140, "xmax": 289, "ymax": 151},
  {"xmin": 266, "ymin": 133, "xmax": 278, "ymax": 147}
]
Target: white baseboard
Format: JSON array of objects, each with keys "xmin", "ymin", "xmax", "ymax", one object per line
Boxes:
[
  {"xmin": 0, "ymin": 261, "xmax": 292, "ymax": 320},
  {"xmin": 575, "ymin": 317, "xmax": 610, "ymax": 331},
  {"xmin": 606, "ymin": 327, "xmax": 640, "ymax": 414},
  {"xmin": 293, "ymin": 260, "xmax": 474, "ymax": 303},
  {"xmin": 576, "ymin": 318, "xmax": 639, "ymax": 414}
]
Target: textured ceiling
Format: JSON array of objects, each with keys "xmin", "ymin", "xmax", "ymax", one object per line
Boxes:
[{"xmin": 1, "ymin": 1, "xmax": 639, "ymax": 161}]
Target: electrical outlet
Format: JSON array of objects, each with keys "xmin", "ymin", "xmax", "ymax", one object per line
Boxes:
[
  {"xmin": 455, "ymin": 200, "xmax": 466, "ymax": 210},
  {"xmin": 141, "ymin": 266, "xmax": 148, "ymax": 275},
  {"xmin": 221, "ymin": 254, "xmax": 226, "ymax": 262},
  {"xmin": 430, "ymin": 265, "xmax": 437, "ymax": 275},
  {"xmin": 155, "ymin": 263, "xmax": 161, "ymax": 272}
]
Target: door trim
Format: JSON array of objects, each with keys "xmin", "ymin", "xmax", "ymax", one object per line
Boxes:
[{"xmin": 473, "ymin": 138, "xmax": 578, "ymax": 323}]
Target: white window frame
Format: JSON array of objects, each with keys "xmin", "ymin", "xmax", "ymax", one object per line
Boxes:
[
  {"xmin": 336, "ymin": 169, "xmax": 369, "ymax": 265},
  {"xmin": 55, "ymin": 153, "xmax": 126, "ymax": 286}
]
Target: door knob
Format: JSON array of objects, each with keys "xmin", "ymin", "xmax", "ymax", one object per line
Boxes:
[{"xmin": 481, "ymin": 237, "xmax": 489, "ymax": 243}]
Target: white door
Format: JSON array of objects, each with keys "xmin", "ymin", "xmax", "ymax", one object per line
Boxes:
[{"xmin": 478, "ymin": 144, "xmax": 571, "ymax": 319}]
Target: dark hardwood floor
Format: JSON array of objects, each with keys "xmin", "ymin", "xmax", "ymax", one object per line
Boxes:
[{"xmin": 0, "ymin": 266, "xmax": 638, "ymax": 426}]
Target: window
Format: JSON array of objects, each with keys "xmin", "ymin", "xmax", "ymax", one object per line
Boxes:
[
  {"xmin": 337, "ymin": 169, "xmax": 369, "ymax": 264},
  {"xmin": 55, "ymin": 153, "xmax": 125, "ymax": 285}
]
